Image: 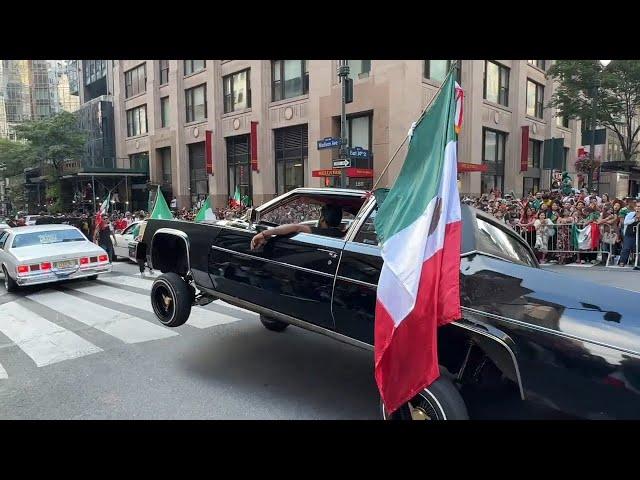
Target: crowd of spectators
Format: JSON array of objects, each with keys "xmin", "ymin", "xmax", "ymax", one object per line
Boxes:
[{"xmin": 464, "ymin": 188, "xmax": 640, "ymax": 267}]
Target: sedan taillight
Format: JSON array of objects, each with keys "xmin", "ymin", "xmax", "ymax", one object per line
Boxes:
[
  {"xmin": 98, "ymin": 255, "xmax": 109, "ymax": 263},
  {"xmin": 80, "ymin": 257, "xmax": 89, "ymax": 265},
  {"xmin": 40, "ymin": 262, "xmax": 52, "ymax": 271},
  {"xmin": 17, "ymin": 265, "xmax": 29, "ymax": 274}
]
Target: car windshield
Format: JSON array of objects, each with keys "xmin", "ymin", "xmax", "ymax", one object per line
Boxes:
[{"xmin": 12, "ymin": 229, "xmax": 86, "ymax": 248}]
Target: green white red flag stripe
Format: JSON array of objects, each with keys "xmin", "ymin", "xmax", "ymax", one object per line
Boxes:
[{"xmin": 373, "ymin": 73, "xmax": 462, "ymax": 414}]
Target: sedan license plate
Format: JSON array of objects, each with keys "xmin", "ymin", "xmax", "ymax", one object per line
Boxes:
[{"xmin": 55, "ymin": 260, "xmax": 77, "ymax": 269}]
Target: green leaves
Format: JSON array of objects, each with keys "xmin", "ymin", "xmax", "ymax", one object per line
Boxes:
[{"xmin": 548, "ymin": 60, "xmax": 640, "ymax": 162}]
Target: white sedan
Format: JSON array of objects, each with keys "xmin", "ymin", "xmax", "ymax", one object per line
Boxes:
[
  {"xmin": 113, "ymin": 221, "xmax": 141, "ymax": 260},
  {"xmin": 0, "ymin": 224, "xmax": 111, "ymax": 292}
]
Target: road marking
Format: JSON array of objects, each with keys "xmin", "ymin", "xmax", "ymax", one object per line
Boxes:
[
  {"xmin": 0, "ymin": 363, "xmax": 7, "ymax": 380},
  {"xmin": 29, "ymin": 290, "xmax": 179, "ymax": 344},
  {"xmin": 70, "ymin": 283, "xmax": 245, "ymax": 329},
  {"xmin": 0, "ymin": 301, "xmax": 102, "ymax": 367},
  {"xmin": 100, "ymin": 275, "xmax": 257, "ymax": 314}
]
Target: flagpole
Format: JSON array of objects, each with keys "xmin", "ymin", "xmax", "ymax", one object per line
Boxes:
[{"xmin": 372, "ymin": 64, "xmax": 459, "ymax": 191}]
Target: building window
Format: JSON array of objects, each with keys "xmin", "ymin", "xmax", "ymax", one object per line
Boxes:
[
  {"xmin": 158, "ymin": 147, "xmax": 172, "ymax": 187},
  {"xmin": 184, "ymin": 60, "xmax": 205, "ymax": 76},
  {"xmin": 484, "ymin": 61, "xmax": 509, "ymax": 107},
  {"xmin": 563, "ymin": 147, "xmax": 569, "ymax": 170},
  {"xmin": 481, "ymin": 128, "xmax": 506, "ymax": 194},
  {"xmin": 185, "ymin": 84, "xmax": 207, "ymax": 123},
  {"xmin": 523, "ymin": 177, "xmax": 540, "ymax": 196},
  {"xmin": 129, "ymin": 152, "xmax": 149, "ymax": 171},
  {"xmin": 528, "ymin": 60, "xmax": 546, "ymax": 70},
  {"xmin": 160, "ymin": 96, "xmax": 169, "ymax": 128},
  {"xmin": 83, "ymin": 60, "xmax": 106, "ymax": 86},
  {"xmin": 124, "ymin": 63, "xmax": 146, "ymax": 98},
  {"xmin": 188, "ymin": 142, "xmax": 207, "ymax": 204},
  {"xmin": 424, "ymin": 60, "xmax": 451, "ymax": 83},
  {"xmin": 527, "ymin": 79, "xmax": 544, "ymax": 119},
  {"xmin": 528, "ymin": 139, "xmax": 542, "ymax": 168},
  {"xmin": 272, "ymin": 60, "xmax": 309, "ymax": 101},
  {"xmin": 556, "ymin": 109, "xmax": 569, "ymax": 128},
  {"xmin": 159, "ymin": 60, "xmax": 169, "ymax": 85},
  {"xmin": 348, "ymin": 60, "xmax": 371, "ymax": 79},
  {"xmin": 126, "ymin": 104, "xmax": 148, "ymax": 137},
  {"xmin": 226, "ymin": 135, "xmax": 252, "ymax": 203},
  {"xmin": 274, "ymin": 124, "xmax": 308, "ymax": 195},
  {"xmin": 223, "ymin": 69, "xmax": 251, "ymax": 113}
]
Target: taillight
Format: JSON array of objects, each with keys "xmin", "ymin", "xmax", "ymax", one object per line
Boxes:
[
  {"xmin": 98, "ymin": 255, "xmax": 109, "ymax": 263},
  {"xmin": 17, "ymin": 265, "xmax": 29, "ymax": 274},
  {"xmin": 80, "ymin": 257, "xmax": 89, "ymax": 265},
  {"xmin": 40, "ymin": 262, "xmax": 52, "ymax": 271}
]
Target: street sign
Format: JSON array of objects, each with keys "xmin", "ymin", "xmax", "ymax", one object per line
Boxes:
[
  {"xmin": 312, "ymin": 169, "xmax": 341, "ymax": 177},
  {"xmin": 348, "ymin": 147, "xmax": 371, "ymax": 159},
  {"xmin": 333, "ymin": 159, "xmax": 351, "ymax": 168},
  {"xmin": 317, "ymin": 137, "xmax": 342, "ymax": 150}
]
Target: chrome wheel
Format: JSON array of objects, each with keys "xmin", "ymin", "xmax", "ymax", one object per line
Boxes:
[{"xmin": 381, "ymin": 389, "xmax": 445, "ymax": 421}]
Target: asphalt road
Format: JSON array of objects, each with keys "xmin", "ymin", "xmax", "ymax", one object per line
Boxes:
[{"xmin": 0, "ymin": 260, "xmax": 637, "ymax": 419}]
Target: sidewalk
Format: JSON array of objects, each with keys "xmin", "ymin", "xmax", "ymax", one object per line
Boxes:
[{"xmin": 542, "ymin": 263, "xmax": 640, "ymax": 293}]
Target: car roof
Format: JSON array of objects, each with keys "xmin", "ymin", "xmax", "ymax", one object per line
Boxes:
[{"xmin": 7, "ymin": 224, "xmax": 81, "ymax": 234}]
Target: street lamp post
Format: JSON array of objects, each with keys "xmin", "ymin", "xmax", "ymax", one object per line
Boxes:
[
  {"xmin": 589, "ymin": 59, "xmax": 611, "ymax": 193},
  {"xmin": 337, "ymin": 60, "xmax": 350, "ymax": 189}
]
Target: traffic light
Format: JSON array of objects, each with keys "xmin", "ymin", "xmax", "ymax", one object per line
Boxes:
[{"xmin": 345, "ymin": 77, "xmax": 353, "ymax": 104}]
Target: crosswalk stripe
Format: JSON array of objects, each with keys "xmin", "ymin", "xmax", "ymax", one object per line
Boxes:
[
  {"xmin": 70, "ymin": 283, "xmax": 246, "ymax": 329},
  {"xmin": 101, "ymin": 275, "xmax": 257, "ymax": 314},
  {"xmin": 0, "ymin": 363, "xmax": 7, "ymax": 380},
  {"xmin": 0, "ymin": 301, "xmax": 102, "ymax": 367},
  {"xmin": 29, "ymin": 290, "xmax": 179, "ymax": 344}
]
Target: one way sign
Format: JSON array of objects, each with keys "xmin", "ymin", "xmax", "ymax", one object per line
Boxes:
[{"xmin": 333, "ymin": 159, "xmax": 351, "ymax": 168}]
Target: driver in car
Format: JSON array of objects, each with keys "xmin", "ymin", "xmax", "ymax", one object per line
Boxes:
[{"xmin": 251, "ymin": 204, "xmax": 344, "ymax": 250}]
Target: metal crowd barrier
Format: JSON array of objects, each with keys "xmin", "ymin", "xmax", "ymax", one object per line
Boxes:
[{"xmin": 512, "ymin": 221, "xmax": 619, "ymax": 266}]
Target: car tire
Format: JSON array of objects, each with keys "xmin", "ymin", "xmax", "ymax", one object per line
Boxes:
[
  {"xmin": 380, "ymin": 373, "xmax": 469, "ymax": 420},
  {"xmin": 151, "ymin": 272, "xmax": 192, "ymax": 327},
  {"xmin": 2, "ymin": 265, "xmax": 19, "ymax": 293},
  {"xmin": 259, "ymin": 315, "xmax": 289, "ymax": 332},
  {"xmin": 87, "ymin": 275, "xmax": 98, "ymax": 281}
]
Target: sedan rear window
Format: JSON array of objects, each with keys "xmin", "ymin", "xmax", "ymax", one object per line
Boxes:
[{"xmin": 12, "ymin": 229, "xmax": 86, "ymax": 248}]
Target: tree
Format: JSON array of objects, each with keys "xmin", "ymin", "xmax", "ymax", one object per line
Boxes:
[
  {"xmin": 12, "ymin": 111, "xmax": 86, "ymax": 213},
  {"xmin": 547, "ymin": 60, "xmax": 640, "ymax": 189}
]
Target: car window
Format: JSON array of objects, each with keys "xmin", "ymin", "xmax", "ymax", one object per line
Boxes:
[
  {"xmin": 122, "ymin": 223, "xmax": 137, "ymax": 235},
  {"xmin": 261, "ymin": 196, "xmax": 355, "ymax": 226},
  {"xmin": 476, "ymin": 217, "xmax": 537, "ymax": 267},
  {"xmin": 12, "ymin": 229, "xmax": 86, "ymax": 248},
  {"xmin": 0, "ymin": 232, "xmax": 8, "ymax": 249},
  {"xmin": 353, "ymin": 205, "xmax": 379, "ymax": 246}
]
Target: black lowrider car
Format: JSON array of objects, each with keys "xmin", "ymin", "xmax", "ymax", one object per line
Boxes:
[{"xmin": 140, "ymin": 188, "xmax": 640, "ymax": 420}]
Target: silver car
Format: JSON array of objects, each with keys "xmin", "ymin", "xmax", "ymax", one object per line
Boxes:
[{"xmin": 0, "ymin": 224, "xmax": 111, "ymax": 292}]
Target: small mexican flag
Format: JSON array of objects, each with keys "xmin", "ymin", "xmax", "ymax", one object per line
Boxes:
[
  {"xmin": 229, "ymin": 185, "xmax": 243, "ymax": 208},
  {"xmin": 150, "ymin": 187, "xmax": 173, "ymax": 220},
  {"xmin": 195, "ymin": 195, "xmax": 216, "ymax": 221},
  {"xmin": 572, "ymin": 223, "xmax": 600, "ymax": 250},
  {"xmin": 94, "ymin": 192, "xmax": 111, "ymax": 229}
]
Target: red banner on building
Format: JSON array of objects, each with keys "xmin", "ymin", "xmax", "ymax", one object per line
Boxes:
[
  {"xmin": 457, "ymin": 162, "xmax": 488, "ymax": 173},
  {"xmin": 345, "ymin": 167, "xmax": 374, "ymax": 178},
  {"xmin": 521, "ymin": 126, "xmax": 529, "ymax": 172},
  {"xmin": 205, "ymin": 130, "xmax": 213, "ymax": 175},
  {"xmin": 250, "ymin": 121, "xmax": 258, "ymax": 171}
]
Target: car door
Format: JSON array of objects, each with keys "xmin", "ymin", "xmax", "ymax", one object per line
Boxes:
[
  {"xmin": 114, "ymin": 222, "xmax": 137, "ymax": 257},
  {"xmin": 332, "ymin": 199, "xmax": 381, "ymax": 345},
  {"xmin": 0, "ymin": 231, "xmax": 9, "ymax": 267}
]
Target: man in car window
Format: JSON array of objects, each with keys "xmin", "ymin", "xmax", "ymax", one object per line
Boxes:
[{"xmin": 251, "ymin": 204, "xmax": 344, "ymax": 250}]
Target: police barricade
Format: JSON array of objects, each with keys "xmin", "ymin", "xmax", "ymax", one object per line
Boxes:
[{"xmin": 512, "ymin": 221, "xmax": 616, "ymax": 265}]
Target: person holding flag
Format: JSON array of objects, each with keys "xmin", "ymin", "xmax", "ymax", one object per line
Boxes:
[{"xmin": 373, "ymin": 69, "xmax": 464, "ymax": 418}]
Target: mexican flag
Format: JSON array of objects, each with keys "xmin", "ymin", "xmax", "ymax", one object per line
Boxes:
[
  {"xmin": 572, "ymin": 223, "xmax": 600, "ymax": 250},
  {"xmin": 195, "ymin": 195, "xmax": 216, "ymax": 221},
  {"xmin": 94, "ymin": 192, "xmax": 110, "ymax": 229},
  {"xmin": 229, "ymin": 185, "xmax": 241, "ymax": 208},
  {"xmin": 373, "ymin": 73, "xmax": 463, "ymax": 415},
  {"xmin": 150, "ymin": 187, "xmax": 173, "ymax": 220}
]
